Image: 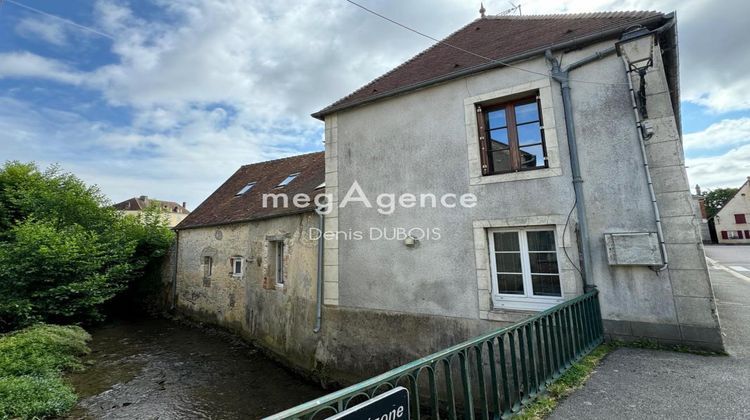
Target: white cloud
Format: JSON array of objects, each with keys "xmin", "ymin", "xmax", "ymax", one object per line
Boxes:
[
  {"xmin": 15, "ymin": 16, "xmax": 69, "ymax": 46},
  {"xmin": 0, "ymin": 51, "xmax": 83, "ymax": 84},
  {"xmin": 684, "ymin": 118, "xmax": 750, "ymax": 150},
  {"xmin": 686, "ymin": 143, "xmax": 750, "ymax": 190}
]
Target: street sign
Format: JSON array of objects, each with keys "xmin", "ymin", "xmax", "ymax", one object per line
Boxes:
[{"xmin": 326, "ymin": 387, "xmax": 409, "ymax": 420}]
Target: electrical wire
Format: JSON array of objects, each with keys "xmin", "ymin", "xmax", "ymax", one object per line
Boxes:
[
  {"xmin": 5, "ymin": 0, "xmax": 114, "ymax": 40},
  {"xmin": 562, "ymin": 198, "xmax": 583, "ymax": 277},
  {"xmin": 344, "ymin": 0, "xmax": 631, "ymax": 86}
]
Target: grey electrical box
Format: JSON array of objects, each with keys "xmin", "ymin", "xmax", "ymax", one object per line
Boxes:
[{"xmin": 604, "ymin": 232, "xmax": 662, "ymax": 266}]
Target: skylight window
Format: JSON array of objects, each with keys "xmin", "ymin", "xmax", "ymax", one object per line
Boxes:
[
  {"xmin": 235, "ymin": 182, "xmax": 256, "ymax": 196},
  {"xmin": 277, "ymin": 173, "xmax": 300, "ymax": 188}
]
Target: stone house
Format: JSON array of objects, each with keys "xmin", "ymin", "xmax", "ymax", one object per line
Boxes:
[
  {"xmin": 713, "ymin": 177, "xmax": 750, "ymax": 244},
  {"xmin": 172, "ymin": 10, "xmax": 724, "ymax": 385},
  {"xmin": 113, "ymin": 195, "xmax": 190, "ymax": 227},
  {"xmin": 172, "ymin": 152, "xmax": 327, "ymax": 368}
]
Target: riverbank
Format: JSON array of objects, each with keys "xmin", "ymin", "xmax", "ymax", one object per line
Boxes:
[
  {"xmin": 66, "ymin": 317, "xmax": 325, "ymax": 419},
  {"xmin": 0, "ymin": 324, "xmax": 90, "ymax": 419}
]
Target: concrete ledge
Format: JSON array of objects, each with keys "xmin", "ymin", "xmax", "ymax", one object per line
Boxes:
[{"xmin": 603, "ymin": 318, "xmax": 725, "ymax": 352}]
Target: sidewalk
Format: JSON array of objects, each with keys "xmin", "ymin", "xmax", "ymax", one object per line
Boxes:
[{"xmin": 549, "ymin": 265, "xmax": 750, "ymax": 420}]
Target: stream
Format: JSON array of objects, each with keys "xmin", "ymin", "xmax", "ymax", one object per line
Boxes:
[{"xmin": 66, "ymin": 318, "xmax": 325, "ymax": 419}]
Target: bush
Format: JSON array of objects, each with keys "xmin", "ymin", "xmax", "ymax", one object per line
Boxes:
[
  {"xmin": 0, "ymin": 324, "xmax": 90, "ymax": 419},
  {"xmin": 0, "ymin": 162, "xmax": 174, "ymax": 330}
]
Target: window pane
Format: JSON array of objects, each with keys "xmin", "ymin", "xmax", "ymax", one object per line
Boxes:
[
  {"xmin": 519, "ymin": 145, "xmax": 545, "ymax": 168},
  {"xmin": 489, "ymin": 128, "xmax": 509, "ymax": 150},
  {"xmin": 527, "ymin": 231, "xmax": 555, "ymax": 251},
  {"xmin": 490, "ymin": 149, "xmax": 512, "ymax": 173},
  {"xmin": 487, "ymin": 109, "xmax": 507, "ymax": 129},
  {"xmin": 529, "ymin": 252, "xmax": 559, "ymax": 274},
  {"xmin": 495, "ymin": 252, "xmax": 522, "ymax": 273},
  {"xmin": 532, "ymin": 275, "xmax": 561, "ymax": 297},
  {"xmin": 514, "ymin": 102, "xmax": 539, "ymax": 124},
  {"xmin": 493, "ymin": 232, "xmax": 519, "ymax": 251},
  {"xmin": 497, "ymin": 273, "xmax": 524, "ymax": 295},
  {"xmin": 517, "ymin": 122, "xmax": 542, "ymax": 146}
]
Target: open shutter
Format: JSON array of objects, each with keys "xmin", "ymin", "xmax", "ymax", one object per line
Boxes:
[
  {"xmin": 476, "ymin": 105, "xmax": 489, "ymax": 175},
  {"xmin": 745, "ymin": 230, "xmax": 749, "ymax": 238},
  {"xmin": 739, "ymin": 231, "xmax": 745, "ymax": 239},
  {"xmin": 721, "ymin": 231, "xmax": 729, "ymax": 240}
]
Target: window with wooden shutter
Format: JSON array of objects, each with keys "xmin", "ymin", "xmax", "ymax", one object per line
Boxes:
[
  {"xmin": 721, "ymin": 231, "xmax": 729, "ymax": 240},
  {"xmin": 476, "ymin": 93, "xmax": 547, "ymax": 175},
  {"xmin": 735, "ymin": 214, "xmax": 747, "ymax": 224},
  {"xmin": 739, "ymin": 231, "xmax": 745, "ymax": 239}
]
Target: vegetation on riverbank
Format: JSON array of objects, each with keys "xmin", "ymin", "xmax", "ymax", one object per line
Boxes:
[
  {"xmin": 0, "ymin": 324, "xmax": 90, "ymax": 419},
  {"xmin": 0, "ymin": 161, "xmax": 174, "ymax": 331}
]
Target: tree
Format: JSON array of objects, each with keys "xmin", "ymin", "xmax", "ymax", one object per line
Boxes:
[
  {"xmin": 704, "ymin": 188, "xmax": 739, "ymax": 219},
  {"xmin": 0, "ymin": 161, "xmax": 174, "ymax": 331}
]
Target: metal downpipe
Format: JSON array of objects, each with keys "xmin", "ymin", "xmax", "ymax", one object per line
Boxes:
[
  {"xmin": 313, "ymin": 210, "xmax": 325, "ymax": 333},
  {"xmin": 170, "ymin": 230, "xmax": 179, "ymax": 310},
  {"xmin": 622, "ymin": 57, "xmax": 669, "ymax": 272}
]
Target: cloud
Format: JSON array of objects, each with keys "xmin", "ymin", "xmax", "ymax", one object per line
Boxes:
[
  {"xmin": 0, "ymin": 51, "xmax": 82, "ymax": 84},
  {"xmin": 684, "ymin": 118, "xmax": 750, "ymax": 150},
  {"xmin": 15, "ymin": 16, "xmax": 69, "ymax": 46},
  {"xmin": 686, "ymin": 143, "xmax": 750, "ymax": 190}
]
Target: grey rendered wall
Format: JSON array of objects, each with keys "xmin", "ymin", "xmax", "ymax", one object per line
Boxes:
[{"xmin": 328, "ymin": 39, "xmax": 722, "ymax": 350}]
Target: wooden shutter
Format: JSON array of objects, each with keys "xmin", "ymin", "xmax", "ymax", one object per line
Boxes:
[
  {"xmin": 721, "ymin": 231, "xmax": 729, "ymax": 240},
  {"xmin": 476, "ymin": 105, "xmax": 489, "ymax": 175},
  {"xmin": 735, "ymin": 214, "xmax": 747, "ymax": 224},
  {"xmin": 745, "ymin": 230, "xmax": 749, "ymax": 238},
  {"xmin": 739, "ymin": 231, "xmax": 745, "ymax": 239}
]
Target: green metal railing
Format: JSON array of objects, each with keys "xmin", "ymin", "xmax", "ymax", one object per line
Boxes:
[{"xmin": 266, "ymin": 290, "xmax": 602, "ymax": 420}]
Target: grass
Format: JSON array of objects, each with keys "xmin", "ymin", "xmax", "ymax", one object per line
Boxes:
[
  {"xmin": 0, "ymin": 324, "xmax": 90, "ymax": 419},
  {"xmin": 513, "ymin": 343, "xmax": 616, "ymax": 420}
]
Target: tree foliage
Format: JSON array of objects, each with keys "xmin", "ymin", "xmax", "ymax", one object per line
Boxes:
[
  {"xmin": 704, "ymin": 188, "xmax": 739, "ymax": 218},
  {"xmin": 0, "ymin": 162, "xmax": 174, "ymax": 331}
]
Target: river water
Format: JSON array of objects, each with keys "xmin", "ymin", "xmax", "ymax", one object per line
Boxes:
[{"xmin": 66, "ymin": 318, "xmax": 325, "ymax": 419}]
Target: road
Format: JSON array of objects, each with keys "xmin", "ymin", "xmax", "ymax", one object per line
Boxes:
[
  {"xmin": 550, "ymin": 245, "xmax": 750, "ymax": 419},
  {"xmin": 704, "ymin": 244, "xmax": 750, "ymax": 273}
]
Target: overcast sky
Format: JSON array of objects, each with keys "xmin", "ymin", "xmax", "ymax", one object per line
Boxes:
[{"xmin": 0, "ymin": 0, "xmax": 748, "ymax": 208}]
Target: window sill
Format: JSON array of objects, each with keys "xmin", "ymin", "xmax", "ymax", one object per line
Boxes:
[
  {"xmin": 470, "ymin": 167, "xmax": 562, "ymax": 186},
  {"xmin": 491, "ymin": 296, "xmax": 564, "ymax": 312}
]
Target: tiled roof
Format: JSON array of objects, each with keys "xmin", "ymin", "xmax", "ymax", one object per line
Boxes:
[
  {"xmin": 113, "ymin": 197, "xmax": 190, "ymax": 214},
  {"xmin": 313, "ymin": 11, "xmax": 666, "ymax": 118},
  {"xmin": 175, "ymin": 151, "xmax": 325, "ymax": 230}
]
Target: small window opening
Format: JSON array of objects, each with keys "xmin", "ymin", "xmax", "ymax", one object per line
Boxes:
[
  {"xmin": 277, "ymin": 173, "xmax": 300, "ymax": 188},
  {"xmin": 236, "ymin": 182, "xmax": 256, "ymax": 196}
]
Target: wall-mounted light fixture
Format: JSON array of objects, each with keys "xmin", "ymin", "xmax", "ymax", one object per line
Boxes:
[
  {"xmin": 616, "ymin": 26, "xmax": 656, "ymax": 119},
  {"xmin": 404, "ymin": 235, "xmax": 419, "ymax": 248}
]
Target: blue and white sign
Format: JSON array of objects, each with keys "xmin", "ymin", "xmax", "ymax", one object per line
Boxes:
[{"xmin": 326, "ymin": 387, "xmax": 410, "ymax": 420}]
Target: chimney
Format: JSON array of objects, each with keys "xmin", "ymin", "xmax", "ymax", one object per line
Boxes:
[
  {"xmin": 695, "ymin": 184, "xmax": 701, "ymax": 196},
  {"xmin": 182, "ymin": 201, "xmax": 186, "ymax": 209},
  {"xmin": 139, "ymin": 195, "xmax": 148, "ymax": 201}
]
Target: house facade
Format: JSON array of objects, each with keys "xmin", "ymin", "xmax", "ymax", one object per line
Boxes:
[
  {"xmin": 113, "ymin": 195, "xmax": 190, "ymax": 227},
  {"xmin": 316, "ymin": 11, "xmax": 722, "ymax": 354},
  {"xmin": 171, "ymin": 10, "xmax": 724, "ymax": 387},
  {"xmin": 714, "ymin": 177, "xmax": 750, "ymax": 244}
]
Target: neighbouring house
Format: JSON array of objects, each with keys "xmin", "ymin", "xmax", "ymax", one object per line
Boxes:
[
  {"xmin": 713, "ymin": 177, "xmax": 750, "ymax": 244},
  {"xmin": 691, "ymin": 185, "xmax": 711, "ymax": 243},
  {"xmin": 171, "ymin": 10, "xmax": 724, "ymax": 386},
  {"xmin": 171, "ymin": 152, "xmax": 327, "ymax": 370},
  {"xmin": 113, "ymin": 195, "xmax": 190, "ymax": 227}
]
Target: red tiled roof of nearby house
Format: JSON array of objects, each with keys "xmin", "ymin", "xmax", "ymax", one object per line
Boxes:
[
  {"xmin": 113, "ymin": 196, "xmax": 190, "ymax": 214},
  {"xmin": 176, "ymin": 151, "xmax": 325, "ymax": 230},
  {"xmin": 313, "ymin": 11, "xmax": 667, "ymax": 118}
]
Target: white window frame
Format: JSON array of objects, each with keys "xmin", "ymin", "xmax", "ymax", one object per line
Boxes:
[
  {"xmin": 488, "ymin": 227, "xmax": 564, "ymax": 311},
  {"xmin": 274, "ymin": 242, "xmax": 285, "ymax": 286},
  {"xmin": 231, "ymin": 256, "xmax": 243, "ymax": 277}
]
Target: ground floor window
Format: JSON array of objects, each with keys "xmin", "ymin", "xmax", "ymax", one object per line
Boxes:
[
  {"xmin": 231, "ymin": 256, "xmax": 243, "ymax": 277},
  {"xmin": 488, "ymin": 227, "xmax": 563, "ymax": 310},
  {"xmin": 724, "ymin": 230, "xmax": 745, "ymax": 240}
]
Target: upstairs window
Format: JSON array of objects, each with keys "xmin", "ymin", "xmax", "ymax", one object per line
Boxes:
[
  {"xmin": 235, "ymin": 182, "xmax": 256, "ymax": 196},
  {"xmin": 735, "ymin": 214, "xmax": 747, "ymax": 224},
  {"xmin": 268, "ymin": 241, "xmax": 285, "ymax": 286},
  {"xmin": 203, "ymin": 256, "xmax": 213, "ymax": 277},
  {"xmin": 476, "ymin": 94, "xmax": 547, "ymax": 175},
  {"xmin": 277, "ymin": 173, "xmax": 300, "ymax": 188},
  {"xmin": 231, "ymin": 256, "xmax": 243, "ymax": 277}
]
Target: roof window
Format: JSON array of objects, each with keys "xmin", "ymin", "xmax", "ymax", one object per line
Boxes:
[
  {"xmin": 277, "ymin": 173, "xmax": 300, "ymax": 188},
  {"xmin": 235, "ymin": 182, "xmax": 256, "ymax": 196}
]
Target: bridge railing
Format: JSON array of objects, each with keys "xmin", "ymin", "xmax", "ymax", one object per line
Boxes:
[{"xmin": 266, "ymin": 289, "xmax": 603, "ymax": 420}]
